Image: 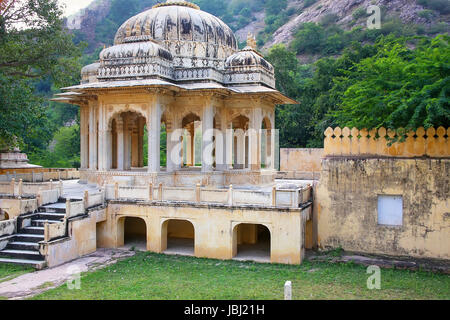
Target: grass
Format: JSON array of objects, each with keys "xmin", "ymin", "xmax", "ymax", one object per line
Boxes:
[
  {"xmin": 0, "ymin": 263, "xmax": 34, "ymax": 283},
  {"xmin": 37, "ymin": 281, "xmax": 55, "ymax": 290},
  {"xmin": 32, "ymin": 252, "xmax": 450, "ymax": 300}
]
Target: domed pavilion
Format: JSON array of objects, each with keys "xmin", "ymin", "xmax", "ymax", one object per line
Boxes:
[{"xmin": 53, "ymin": 0, "xmax": 296, "ymax": 187}]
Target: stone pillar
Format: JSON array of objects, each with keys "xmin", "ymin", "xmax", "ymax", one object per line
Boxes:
[
  {"xmin": 148, "ymin": 100, "xmax": 161, "ymax": 173},
  {"xmin": 249, "ymin": 108, "xmax": 262, "ymax": 171},
  {"xmin": 202, "ymin": 102, "xmax": 214, "ymax": 173},
  {"xmin": 80, "ymin": 106, "xmax": 89, "ymax": 169},
  {"xmin": 106, "ymin": 128, "xmax": 112, "ymax": 170},
  {"xmin": 226, "ymin": 124, "xmax": 233, "ymax": 170},
  {"xmin": 88, "ymin": 102, "xmax": 98, "ymax": 170},
  {"xmin": 124, "ymin": 116, "xmax": 132, "ymax": 170},
  {"xmin": 166, "ymin": 128, "xmax": 175, "ymax": 173},
  {"xmin": 131, "ymin": 124, "xmax": 139, "ymax": 168},
  {"xmin": 215, "ymin": 114, "xmax": 227, "ymax": 171},
  {"xmin": 269, "ymin": 128, "xmax": 276, "ymax": 170},
  {"xmin": 235, "ymin": 129, "xmax": 245, "ymax": 169},
  {"xmin": 97, "ymin": 103, "xmax": 110, "ymax": 171},
  {"xmin": 116, "ymin": 118, "xmax": 124, "ymax": 171},
  {"xmin": 138, "ymin": 118, "xmax": 145, "ymax": 168}
]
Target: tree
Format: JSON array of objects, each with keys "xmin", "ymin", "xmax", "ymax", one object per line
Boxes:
[
  {"xmin": 266, "ymin": 45, "xmax": 315, "ymax": 148},
  {"xmin": 0, "ymin": 0, "xmax": 83, "ymax": 149},
  {"xmin": 333, "ymin": 35, "xmax": 450, "ymax": 131}
]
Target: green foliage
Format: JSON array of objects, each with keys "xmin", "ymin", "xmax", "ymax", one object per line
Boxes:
[
  {"xmin": 265, "ymin": 0, "xmax": 287, "ymax": 16},
  {"xmin": 266, "ymin": 45, "xmax": 315, "ymax": 147},
  {"xmin": 290, "ymin": 23, "xmax": 326, "ymax": 54},
  {"xmin": 268, "ymin": 39, "xmax": 381, "ymax": 147},
  {"xmin": 0, "ymin": 75, "xmax": 48, "ymax": 150},
  {"xmin": 417, "ymin": 0, "xmax": 450, "ymax": 14},
  {"xmin": 0, "ymin": 0, "xmax": 84, "ymax": 149},
  {"xmin": 418, "ymin": 9, "xmax": 436, "ymax": 21},
  {"xmin": 352, "ymin": 7, "xmax": 367, "ymax": 20},
  {"xmin": 32, "ymin": 252, "xmax": 450, "ymax": 300},
  {"xmin": 29, "ymin": 125, "xmax": 80, "ymax": 168},
  {"xmin": 333, "ymin": 35, "xmax": 450, "ymax": 130},
  {"xmin": 142, "ymin": 125, "xmax": 167, "ymax": 167}
]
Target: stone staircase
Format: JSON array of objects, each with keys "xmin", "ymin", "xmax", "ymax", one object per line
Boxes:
[{"xmin": 0, "ymin": 201, "xmax": 67, "ymax": 269}]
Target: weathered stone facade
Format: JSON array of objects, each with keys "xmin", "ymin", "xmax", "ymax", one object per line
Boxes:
[{"xmin": 316, "ymin": 127, "xmax": 450, "ymax": 260}]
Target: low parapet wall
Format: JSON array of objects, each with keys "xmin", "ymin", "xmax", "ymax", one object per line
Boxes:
[
  {"xmin": 0, "ymin": 169, "xmax": 80, "ymax": 182},
  {"xmin": 324, "ymin": 127, "xmax": 449, "ymax": 158},
  {"xmin": 278, "ymin": 148, "xmax": 323, "ymax": 180}
]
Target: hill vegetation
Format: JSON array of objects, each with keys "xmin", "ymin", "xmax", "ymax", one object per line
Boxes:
[{"xmin": 1, "ymin": 0, "xmax": 447, "ymax": 167}]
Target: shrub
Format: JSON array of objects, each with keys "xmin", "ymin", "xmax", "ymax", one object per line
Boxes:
[
  {"xmin": 352, "ymin": 7, "xmax": 367, "ymax": 20},
  {"xmin": 418, "ymin": 9, "xmax": 435, "ymax": 21},
  {"xmin": 417, "ymin": 0, "xmax": 450, "ymax": 14}
]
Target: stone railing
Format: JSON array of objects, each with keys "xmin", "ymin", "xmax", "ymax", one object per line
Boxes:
[
  {"xmin": 43, "ymin": 191, "xmax": 105, "ymax": 243},
  {"xmin": 324, "ymin": 127, "xmax": 449, "ymax": 158},
  {"xmin": 105, "ymin": 183, "xmax": 312, "ymax": 209},
  {"xmin": 84, "ymin": 190, "xmax": 105, "ymax": 209},
  {"xmin": 65, "ymin": 199, "xmax": 86, "ymax": 219},
  {"xmin": 44, "ymin": 219, "xmax": 66, "ymax": 242},
  {"xmin": 38, "ymin": 189, "xmax": 60, "ymax": 206},
  {"xmin": 0, "ymin": 169, "xmax": 80, "ymax": 182},
  {"xmin": 0, "ymin": 218, "xmax": 17, "ymax": 238},
  {"xmin": 0, "ymin": 179, "xmax": 62, "ymax": 201}
]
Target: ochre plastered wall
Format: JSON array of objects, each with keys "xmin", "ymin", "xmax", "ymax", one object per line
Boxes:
[
  {"xmin": 97, "ymin": 202, "xmax": 310, "ymax": 265},
  {"xmin": 317, "ymin": 158, "xmax": 450, "ymax": 260},
  {"xmin": 279, "ymin": 148, "xmax": 323, "ymax": 180},
  {"xmin": 44, "ymin": 209, "xmax": 106, "ymax": 268}
]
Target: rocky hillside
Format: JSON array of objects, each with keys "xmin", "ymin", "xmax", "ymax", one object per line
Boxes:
[
  {"xmin": 65, "ymin": 0, "xmax": 449, "ymax": 52},
  {"xmin": 265, "ymin": 0, "xmax": 448, "ymax": 48}
]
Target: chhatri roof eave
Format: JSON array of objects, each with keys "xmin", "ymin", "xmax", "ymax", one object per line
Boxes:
[
  {"xmin": 226, "ymin": 85, "xmax": 298, "ymax": 105},
  {"xmin": 58, "ymin": 80, "xmax": 297, "ymax": 105}
]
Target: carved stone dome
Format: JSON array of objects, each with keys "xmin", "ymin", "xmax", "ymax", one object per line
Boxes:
[
  {"xmin": 113, "ymin": 0, "xmax": 237, "ymax": 61},
  {"xmin": 99, "ymin": 41, "xmax": 173, "ymax": 61},
  {"xmin": 225, "ymin": 47, "xmax": 274, "ymax": 73}
]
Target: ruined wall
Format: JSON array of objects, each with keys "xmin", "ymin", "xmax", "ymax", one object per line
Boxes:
[
  {"xmin": 317, "ymin": 158, "xmax": 450, "ymax": 260},
  {"xmin": 278, "ymin": 148, "xmax": 323, "ymax": 180}
]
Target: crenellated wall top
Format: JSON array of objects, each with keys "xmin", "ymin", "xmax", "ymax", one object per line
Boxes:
[{"xmin": 324, "ymin": 127, "xmax": 449, "ymax": 158}]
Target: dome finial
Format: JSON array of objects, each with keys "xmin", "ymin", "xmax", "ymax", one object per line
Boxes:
[
  {"xmin": 247, "ymin": 32, "xmax": 257, "ymax": 51},
  {"xmin": 153, "ymin": 0, "xmax": 200, "ymax": 10}
]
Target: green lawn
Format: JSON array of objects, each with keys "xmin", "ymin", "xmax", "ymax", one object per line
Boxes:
[
  {"xmin": 0, "ymin": 263, "xmax": 33, "ymax": 283},
  {"xmin": 32, "ymin": 252, "xmax": 449, "ymax": 300}
]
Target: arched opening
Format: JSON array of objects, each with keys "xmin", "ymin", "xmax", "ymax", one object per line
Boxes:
[
  {"xmin": 110, "ymin": 111, "xmax": 147, "ymax": 171},
  {"xmin": 0, "ymin": 209, "xmax": 9, "ymax": 221},
  {"xmin": 181, "ymin": 113, "xmax": 201, "ymax": 168},
  {"xmin": 233, "ymin": 224, "xmax": 271, "ymax": 263},
  {"xmin": 162, "ymin": 219, "xmax": 195, "ymax": 256},
  {"xmin": 123, "ymin": 217, "xmax": 147, "ymax": 251},
  {"xmin": 261, "ymin": 117, "xmax": 272, "ymax": 169},
  {"xmin": 231, "ymin": 115, "xmax": 249, "ymax": 169}
]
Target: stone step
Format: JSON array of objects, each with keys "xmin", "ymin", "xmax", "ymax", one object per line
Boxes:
[
  {"xmin": 7, "ymin": 241, "xmax": 39, "ymax": 251},
  {"xmin": 36, "ymin": 212, "xmax": 65, "ymax": 221},
  {"xmin": 31, "ymin": 219, "xmax": 59, "ymax": 227},
  {"xmin": 0, "ymin": 249, "xmax": 43, "ymax": 260},
  {"xmin": 0, "ymin": 257, "xmax": 45, "ymax": 269},
  {"xmin": 14, "ymin": 233, "xmax": 44, "ymax": 243},
  {"xmin": 22, "ymin": 226, "xmax": 44, "ymax": 235},
  {"xmin": 39, "ymin": 203, "xmax": 66, "ymax": 214}
]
